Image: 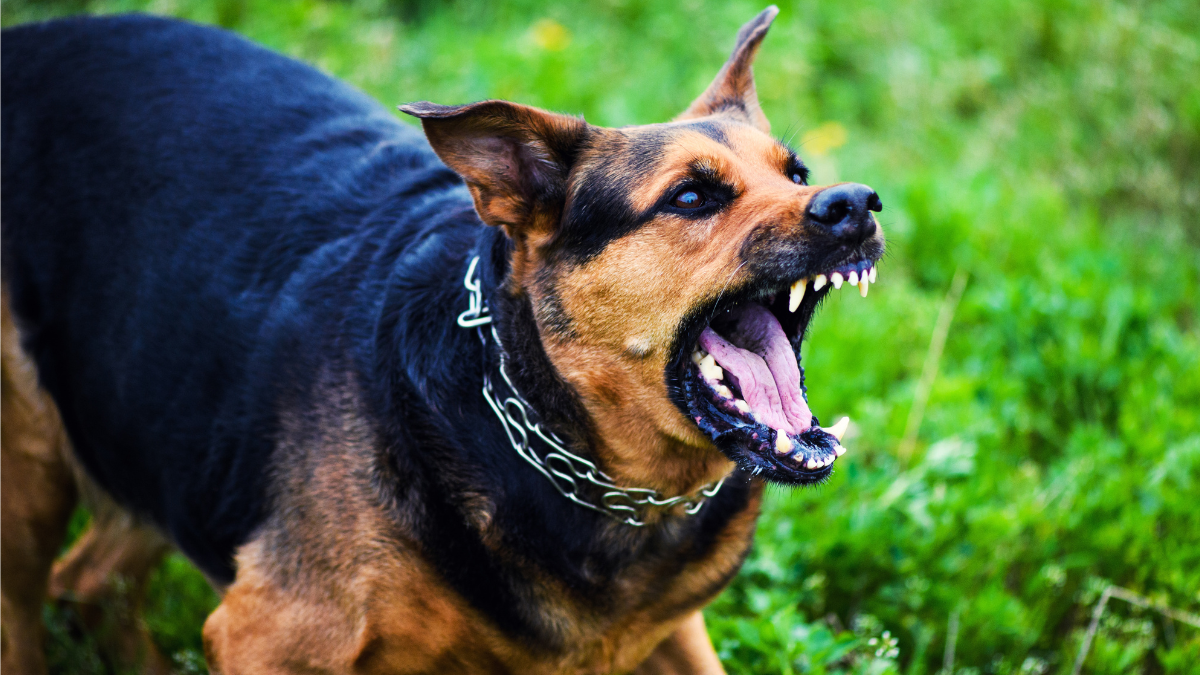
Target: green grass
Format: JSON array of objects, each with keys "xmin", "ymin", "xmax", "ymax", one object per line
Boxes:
[{"xmin": 4, "ymin": 0, "xmax": 1198, "ymax": 672}]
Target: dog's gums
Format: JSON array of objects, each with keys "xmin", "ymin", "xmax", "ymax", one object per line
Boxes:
[{"xmin": 675, "ymin": 256, "xmax": 878, "ymax": 485}]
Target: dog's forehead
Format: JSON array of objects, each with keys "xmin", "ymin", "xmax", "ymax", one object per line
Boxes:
[
  {"xmin": 623, "ymin": 121, "xmax": 792, "ymax": 205},
  {"xmin": 592, "ymin": 118, "xmax": 789, "ymax": 179},
  {"xmin": 555, "ymin": 118, "xmax": 792, "ymax": 262}
]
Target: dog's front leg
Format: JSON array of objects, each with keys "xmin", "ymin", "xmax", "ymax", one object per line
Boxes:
[
  {"xmin": 201, "ymin": 538, "xmax": 373, "ymax": 675},
  {"xmin": 634, "ymin": 611, "xmax": 726, "ymax": 675}
]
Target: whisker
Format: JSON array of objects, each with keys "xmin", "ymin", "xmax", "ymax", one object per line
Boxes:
[{"xmin": 706, "ymin": 260, "xmax": 748, "ymax": 324}]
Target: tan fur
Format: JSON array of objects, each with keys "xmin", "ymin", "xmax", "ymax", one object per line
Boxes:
[
  {"xmin": 49, "ymin": 491, "xmax": 173, "ymax": 675},
  {"xmin": 2, "ymin": 289, "xmax": 77, "ymax": 674},
  {"xmin": 2, "ymin": 289, "xmax": 172, "ymax": 675},
  {"xmin": 634, "ymin": 613, "xmax": 725, "ymax": 675}
]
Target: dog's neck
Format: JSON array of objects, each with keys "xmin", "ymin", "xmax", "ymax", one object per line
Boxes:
[
  {"xmin": 470, "ymin": 228, "xmax": 732, "ymax": 511},
  {"xmin": 476, "ymin": 228, "xmax": 594, "ymax": 447}
]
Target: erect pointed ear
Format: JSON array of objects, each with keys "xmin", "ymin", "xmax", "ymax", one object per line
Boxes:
[
  {"xmin": 675, "ymin": 5, "xmax": 778, "ymax": 133},
  {"xmin": 400, "ymin": 100, "xmax": 588, "ymax": 242}
]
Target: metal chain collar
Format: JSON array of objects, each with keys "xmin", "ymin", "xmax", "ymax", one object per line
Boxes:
[{"xmin": 456, "ymin": 256, "xmax": 725, "ymax": 527}]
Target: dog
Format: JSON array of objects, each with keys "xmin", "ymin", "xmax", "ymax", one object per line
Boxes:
[{"xmin": 1, "ymin": 6, "xmax": 884, "ymax": 673}]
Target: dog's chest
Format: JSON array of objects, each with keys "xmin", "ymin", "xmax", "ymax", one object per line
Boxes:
[
  {"xmin": 359, "ymin": 499, "xmax": 761, "ymax": 673},
  {"xmin": 210, "ymin": 477, "xmax": 760, "ymax": 674}
]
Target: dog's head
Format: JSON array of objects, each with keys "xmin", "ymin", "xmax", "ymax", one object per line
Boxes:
[{"xmin": 402, "ymin": 6, "xmax": 883, "ymax": 494}]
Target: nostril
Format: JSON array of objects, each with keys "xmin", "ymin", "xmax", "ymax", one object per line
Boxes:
[
  {"xmin": 806, "ymin": 183, "xmax": 881, "ymax": 242},
  {"xmin": 806, "ymin": 186, "xmax": 854, "ymax": 225},
  {"xmin": 814, "ymin": 200, "xmax": 848, "ymax": 225}
]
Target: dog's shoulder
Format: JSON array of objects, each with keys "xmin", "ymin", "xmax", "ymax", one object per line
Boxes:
[{"xmin": 1, "ymin": 15, "xmax": 472, "ymax": 581}]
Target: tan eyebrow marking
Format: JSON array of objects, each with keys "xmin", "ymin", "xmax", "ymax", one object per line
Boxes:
[{"xmin": 625, "ymin": 133, "xmax": 741, "ymax": 213}]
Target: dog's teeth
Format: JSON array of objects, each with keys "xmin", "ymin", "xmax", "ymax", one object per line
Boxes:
[
  {"xmin": 775, "ymin": 432, "xmax": 793, "ymax": 455},
  {"xmin": 813, "ymin": 274, "xmax": 827, "ymax": 291},
  {"xmin": 848, "ymin": 270, "xmax": 859, "ymax": 286},
  {"xmin": 831, "ymin": 272, "xmax": 844, "ymax": 289},
  {"xmin": 859, "ymin": 278, "xmax": 869, "ymax": 297},
  {"xmin": 823, "ymin": 416, "xmax": 850, "ymax": 441},
  {"xmin": 734, "ymin": 399, "xmax": 752, "ymax": 414},
  {"xmin": 805, "ymin": 458, "xmax": 818, "ymax": 470},
  {"xmin": 834, "ymin": 443, "xmax": 847, "ymax": 456},
  {"xmin": 788, "ymin": 278, "xmax": 807, "ymax": 312},
  {"xmin": 691, "ymin": 350, "xmax": 705, "ymax": 365},
  {"xmin": 699, "ymin": 354, "xmax": 723, "ymax": 381},
  {"xmin": 869, "ymin": 266, "xmax": 877, "ymax": 283},
  {"xmin": 716, "ymin": 385, "xmax": 733, "ymax": 399}
]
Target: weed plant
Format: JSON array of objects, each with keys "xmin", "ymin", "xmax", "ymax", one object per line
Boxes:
[{"xmin": 4, "ymin": 0, "xmax": 1197, "ymax": 672}]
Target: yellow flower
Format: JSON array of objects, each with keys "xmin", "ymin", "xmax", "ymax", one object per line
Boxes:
[
  {"xmin": 531, "ymin": 19, "xmax": 571, "ymax": 52},
  {"xmin": 802, "ymin": 121, "xmax": 848, "ymax": 157}
]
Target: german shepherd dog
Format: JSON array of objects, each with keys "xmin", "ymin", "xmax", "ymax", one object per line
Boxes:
[{"xmin": 1, "ymin": 6, "xmax": 884, "ymax": 673}]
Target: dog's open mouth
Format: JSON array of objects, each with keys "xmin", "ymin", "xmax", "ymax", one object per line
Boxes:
[{"xmin": 673, "ymin": 259, "xmax": 878, "ymax": 485}]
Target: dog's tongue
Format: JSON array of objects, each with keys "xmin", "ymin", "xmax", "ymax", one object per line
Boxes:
[{"xmin": 699, "ymin": 303, "xmax": 812, "ymax": 434}]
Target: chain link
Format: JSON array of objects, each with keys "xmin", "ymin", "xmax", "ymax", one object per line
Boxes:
[{"xmin": 457, "ymin": 256, "xmax": 725, "ymax": 526}]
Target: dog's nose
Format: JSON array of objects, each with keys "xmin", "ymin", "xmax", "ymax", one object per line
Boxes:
[{"xmin": 806, "ymin": 183, "xmax": 881, "ymax": 244}]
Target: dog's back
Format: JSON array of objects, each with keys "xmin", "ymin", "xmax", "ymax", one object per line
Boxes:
[{"xmin": 1, "ymin": 14, "xmax": 467, "ymax": 579}]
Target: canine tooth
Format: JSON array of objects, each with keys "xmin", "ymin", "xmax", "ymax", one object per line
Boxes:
[
  {"xmin": 859, "ymin": 278, "xmax": 869, "ymax": 297},
  {"xmin": 869, "ymin": 266, "xmax": 877, "ymax": 283},
  {"xmin": 716, "ymin": 385, "xmax": 733, "ymax": 399},
  {"xmin": 823, "ymin": 416, "xmax": 850, "ymax": 441},
  {"xmin": 834, "ymin": 444, "xmax": 847, "ymax": 456},
  {"xmin": 813, "ymin": 274, "xmax": 827, "ymax": 291},
  {"xmin": 831, "ymin": 272, "xmax": 844, "ymax": 289},
  {"xmin": 788, "ymin": 278, "xmax": 807, "ymax": 312},
  {"xmin": 734, "ymin": 399, "xmax": 751, "ymax": 414},
  {"xmin": 848, "ymin": 270, "xmax": 859, "ymax": 286},
  {"xmin": 775, "ymin": 432, "xmax": 793, "ymax": 455}
]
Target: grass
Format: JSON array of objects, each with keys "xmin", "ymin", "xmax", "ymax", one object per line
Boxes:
[{"xmin": 4, "ymin": 0, "xmax": 1198, "ymax": 672}]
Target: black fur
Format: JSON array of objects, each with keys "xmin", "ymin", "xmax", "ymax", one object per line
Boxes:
[
  {"xmin": 554, "ymin": 120, "xmax": 741, "ymax": 263},
  {"xmin": 1, "ymin": 14, "xmax": 754, "ymax": 646}
]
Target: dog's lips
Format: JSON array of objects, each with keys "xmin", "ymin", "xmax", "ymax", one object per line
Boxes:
[
  {"xmin": 683, "ymin": 359, "xmax": 842, "ymax": 485},
  {"xmin": 671, "ymin": 258, "xmax": 876, "ymax": 485}
]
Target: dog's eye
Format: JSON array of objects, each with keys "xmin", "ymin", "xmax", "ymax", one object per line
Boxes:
[
  {"xmin": 791, "ymin": 172, "xmax": 806, "ymax": 185},
  {"xmin": 672, "ymin": 189, "xmax": 705, "ymax": 209}
]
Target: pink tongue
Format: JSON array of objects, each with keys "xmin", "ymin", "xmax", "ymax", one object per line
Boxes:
[{"xmin": 699, "ymin": 303, "xmax": 812, "ymax": 434}]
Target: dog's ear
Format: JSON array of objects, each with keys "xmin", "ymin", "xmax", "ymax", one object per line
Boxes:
[
  {"xmin": 676, "ymin": 5, "xmax": 778, "ymax": 133},
  {"xmin": 400, "ymin": 100, "xmax": 587, "ymax": 243}
]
